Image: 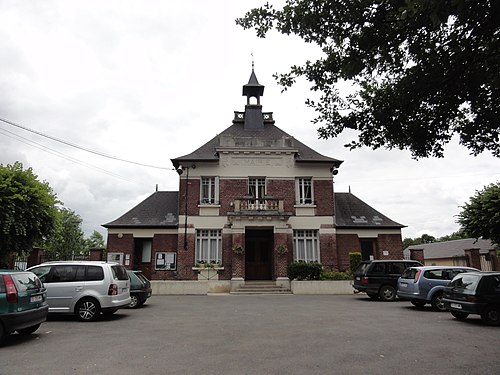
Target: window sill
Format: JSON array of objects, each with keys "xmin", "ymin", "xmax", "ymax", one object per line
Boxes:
[
  {"xmin": 198, "ymin": 204, "xmax": 221, "ymax": 208},
  {"xmin": 192, "ymin": 266, "xmax": 224, "ymax": 271},
  {"xmin": 294, "ymin": 204, "xmax": 317, "ymax": 208}
]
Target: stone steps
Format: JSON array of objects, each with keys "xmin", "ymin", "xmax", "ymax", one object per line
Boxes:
[{"xmin": 231, "ymin": 281, "xmax": 292, "ymax": 295}]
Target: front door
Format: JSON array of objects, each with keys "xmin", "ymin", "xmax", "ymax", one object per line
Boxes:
[{"xmin": 245, "ymin": 229, "xmax": 273, "ymax": 280}]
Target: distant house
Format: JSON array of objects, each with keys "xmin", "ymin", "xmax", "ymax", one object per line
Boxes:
[
  {"xmin": 405, "ymin": 238, "xmax": 499, "ymax": 271},
  {"xmin": 103, "ymin": 69, "xmax": 405, "ymax": 287}
]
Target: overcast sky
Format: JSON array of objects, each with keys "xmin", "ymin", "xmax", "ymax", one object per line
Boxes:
[{"xmin": 1, "ymin": 1, "xmax": 498, "ymax": 241}]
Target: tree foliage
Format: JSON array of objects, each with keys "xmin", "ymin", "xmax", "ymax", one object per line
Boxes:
[
  {"xmin": 403, "ymin": 230, "xmax": 468, "ymax": 248},
  {"xmin": 85, "ymin": 230, "xmax": 105, "ymax": 250},
  {"xmin": 43, "ymin": 207, "xmax": 86, "ymax": 259},
  {"xmin": 457, "ymin": 182, "xmax": 500, "ymax": 246},
  {"xmin": 237, "ymin": 0, "xmax": 500, "ymax": 158},
  {"xmin": 0, "ymin": 162, "xmax": 58, "ymax": 265}
]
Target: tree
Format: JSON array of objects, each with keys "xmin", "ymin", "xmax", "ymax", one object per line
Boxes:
[
  {"xmin": 0, "ymin": 162, "xmax": 58, "ymax": 265},
  {"xmin": 457, "ymin": 182, "xmax": 500, "ymax": 246},
  {"xmin": 85, "ymin": 230, "xmax": 105, "ymax": 249},
  {"xmin": 237, "ymin": 1, "xmax": 500, "ymax": 158},
  {"xmin": 403, "ymin": 233, "xmax": 437, "ymax": 248},
  {"xmin": 43, "ymin": 207, "xmax": 86, "ymax": 259}
]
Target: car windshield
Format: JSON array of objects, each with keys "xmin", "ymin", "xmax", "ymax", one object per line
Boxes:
[{"xmin": 449, "ymin": 274, "xmax": 480, "ymax": 295}]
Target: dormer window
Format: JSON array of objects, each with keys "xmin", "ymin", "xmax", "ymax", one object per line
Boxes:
[{"xmin": 297, "ymin": 178, "xmax": 313, "ymax": 204}]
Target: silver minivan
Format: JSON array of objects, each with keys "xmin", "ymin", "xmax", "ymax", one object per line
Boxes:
[
  {"xmin": 397, "ymin": 266, "xmax": 479, "ymax": 311},
  {"xmin": 28, "ymin": 261, "xmax": 131, "ymax": 321}
]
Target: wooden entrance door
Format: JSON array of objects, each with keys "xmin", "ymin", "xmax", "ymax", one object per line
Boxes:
[{"xmin": 245, "ymin": 229, "xmax": 273, "ymax": 280}]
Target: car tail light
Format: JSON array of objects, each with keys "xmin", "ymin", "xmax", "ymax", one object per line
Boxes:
[
  {"xmin": 3, "ymin": 275, "xmax": 18, "ymax": 303},
  {"xmin": 466, "ymin": 295, "xmax": 479, "ymax": 302},
  {"xmin": 414, "ymin": 270, "xmax": 422, "ymax": 283},
  {"xmin": 362, "ymin": 277, "xmax": 369, "ymax": 285},
  {"xmin": 108, "ymin": 284, "xmax": 118, "ymax": 296}
]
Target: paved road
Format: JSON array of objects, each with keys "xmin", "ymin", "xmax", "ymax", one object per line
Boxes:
[{"xmin": 1, "ymin": 294, "xmax": 499, "ymax": 374}]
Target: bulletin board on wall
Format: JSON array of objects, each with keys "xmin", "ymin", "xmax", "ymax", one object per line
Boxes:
[{"xmin": 155, "ymin": 252, "xmax": 176, "ymax": 270}]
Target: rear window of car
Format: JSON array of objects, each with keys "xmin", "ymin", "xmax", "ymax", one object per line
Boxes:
[
  {"xmin": 135, "ymin": 272, "xmax": 149, "ymax": 284},
  {"xmin": 111, "ymin": 265, "xmax": 129, "ymax": 280},
  {"xmin": 449, "ymin": 274, "xmax": 481, "ymax": 294},
  {"xmin": 12, "ymin": 272, "xmax": 42, "ymax": 292},
  {"xmin": 354, "ymin": 263, "xmax": 371, "ymax": 275},
  {"xmin": 401, "ymin": 268, "xmax": 419, "ymax": 279}
]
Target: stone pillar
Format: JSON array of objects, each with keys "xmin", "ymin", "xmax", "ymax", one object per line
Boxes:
[
  {"xmin": 231, "ymin": 232, "xmax": 245, "ymax": 279},
  {"xmin": 27, "ymin": 247, "xmax": 45, "ymax": 268},
  {"xmin": 489, "ymin": 249, "xmax": 499, "ymax": 271},
  {"xmin": 464, "ymin": 248, "xmax": 481, "ymax": 269},
  {"xmin": 89, "ymin": 248, "xmax": 104, "ymax": 261},
  {"xmin": 410, "ymin": 248, "xmax": 425, "ymax": 264}
]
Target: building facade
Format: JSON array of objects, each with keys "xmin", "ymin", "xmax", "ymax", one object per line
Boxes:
[{"xmin": 104, "ymin": 70, "xmax": 405, "ymax": 284}]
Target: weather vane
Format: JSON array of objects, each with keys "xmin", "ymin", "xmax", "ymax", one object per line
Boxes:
[{"xmin": 251, "ymin": 52, "xmax": 254, "ymax": 69}]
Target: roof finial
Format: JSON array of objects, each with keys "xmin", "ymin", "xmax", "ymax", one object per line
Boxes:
[{"xmin": 251, "ymin": 52, "xmax": 254, "ymax": 70}]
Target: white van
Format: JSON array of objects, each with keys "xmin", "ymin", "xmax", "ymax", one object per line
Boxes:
[{"xmin": 28, "ymin": 261, "xmax": 131, "ymax": 321}]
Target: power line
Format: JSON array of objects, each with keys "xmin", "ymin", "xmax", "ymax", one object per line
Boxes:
[
  {"xmin": 0, "ymin": 127, "xmax": 147, "ymax": 186},
  {"xmin": 0, "ymin": 116, "xmax": 170, "ymax": 170}
]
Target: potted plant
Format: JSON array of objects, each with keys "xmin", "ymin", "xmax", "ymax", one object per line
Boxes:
[
  {"xmin": 232, "ymin": 244, "xmax": 244, "ymax": 255},
  {"xmin": 275, "ymin": 244, "xmax": 288, "ymax": 255}
]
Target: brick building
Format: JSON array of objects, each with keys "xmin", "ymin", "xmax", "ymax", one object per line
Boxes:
[{"xmin": 104, "ymin": 69, "xmax": 405, "ymax": 287}]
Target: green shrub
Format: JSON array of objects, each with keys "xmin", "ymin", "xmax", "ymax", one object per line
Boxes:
[
  {"xmin": 321, "ymin": 271, "xmax": 353, "ymax": 280},
  {"xmin": 349, "ymin": 252, "xmax": 362, "ymax": 274},
  {"xmin": 288, "ymin": 262, "xmax": 322, "ymax": 280}
]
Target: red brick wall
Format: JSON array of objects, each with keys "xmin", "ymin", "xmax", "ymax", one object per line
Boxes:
[
  {"xmin": 273, "ymin": 232, "xmax": 292, "ymax": 278},
  {"xmin": 314, "ymin": 180, "xmax": 334, "ymax": 215},
  {"xmin": 267, "ymin": 179, "xmax": 295, "ymax": 212},
  {"xmin": 231, "ymin": 232, "xmax": 245, "ymax": 279},
  {"xmin": 410, "ymin": 249, "xmax": 425, "ymax": 264},
  {"xmin": 320, "ymin": 230, "xmax": 337, "ymax": 271},
  {"xmin": 335, "ymin": 234, "xmax": 360, "ymax": 271},
  {"xmin": 179, "ymin": 178, "xmax": 200, "ymax": 216},
  {"xmin": 220, "ymin": 178, "xmax": 247, "ymax": 215},
  {"xmin": 107, "ymin": 234, "xmax": 134, "ymax": 264},
  {"xmin": 377, "ymin": 234, "xmax": 403, "ymax": 259}
]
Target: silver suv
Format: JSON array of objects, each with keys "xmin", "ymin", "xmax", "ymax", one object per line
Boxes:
[
  {"xmin": 397, "ymin": 266, "xmax": 478, "ymax": 311},
  {"xmin": 27, "ymin": 261, "xmax": 131, "ymax": 321}
]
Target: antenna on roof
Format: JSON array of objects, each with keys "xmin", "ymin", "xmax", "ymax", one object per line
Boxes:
[
  {"xmin": 156, "ymin": 184, "xmax": 158, "ymax": 192},
  {"xmin": 349, "ymin": 185, "xmax": 351, "ymax": 193}
]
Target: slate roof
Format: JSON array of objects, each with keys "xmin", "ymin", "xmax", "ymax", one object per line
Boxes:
[
  {"xmin": 404, "ymin": 238, "xmax": 496, "ymax": 259},
  {"xmin": 105, "ymin": 191, "xmax": 402, "ymax": 230},
  {"xmin": 103, "ymin": 191, "xmax": 179, "ymax": 228},
  {"xmin": 334, "ymin": 192, "xmax": 405, "ymax": 228},
  {"xmin": 171, "ymin": 121, "xmax": 343, "ymax": 167}
]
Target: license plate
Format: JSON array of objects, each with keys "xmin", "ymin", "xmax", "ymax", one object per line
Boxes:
[
  {"xmin": 400, "ymin": 282, "xmax": 408, "ymax": 287},
  {"xmin": 450, "ymin": 303, "xmax": 462, "ymax": 309},
  {"xmin": 30, "ymin": 295, "xmax": 43, "ymax": 303}
]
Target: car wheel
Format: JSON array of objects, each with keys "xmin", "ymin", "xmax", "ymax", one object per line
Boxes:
[
  {"xmin": 411, "ymin": 301, "xmax": 426, "ymax": 308},
  {"xmin": 17, "ymin": 324, "xmax": 41, "ymax": 335},
  {"xmin": 481, "ymin": 305, "xmax": 500, "ymax": 326},
  {"xmin": 450, "ymin": 310, "xmax": 469, "ymax": 321},
  {"xmin": 367, "ymin": 293, "xmax": 379, "ymax": 300},
  {"xmin": 129, "ymin": 294, "xmax": 140, "ymax": 308},
  {"xmin": 431, "ymin": 292, "xmax": 447, "ymax": 312},
  {"xmin": 379, "ymin": 285, "xmax": 397, "ymax": 301},
  {"xmin": 76, "ymin": 298, "xmax": 101, "ymax": 322}
]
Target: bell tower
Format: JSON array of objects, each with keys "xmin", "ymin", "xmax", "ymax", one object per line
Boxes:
[{"xmin": 242, "ymin": 64, "xmax": 265, "ymax": 130}]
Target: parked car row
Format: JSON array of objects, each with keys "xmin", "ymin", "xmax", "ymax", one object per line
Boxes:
[
  {"xmin": 353, "ymin": 260, "xmax": 500, "ymax": 326},
  {"xmin": 1, "ymin": 261, "xmax": 152, "ymax": 346}
]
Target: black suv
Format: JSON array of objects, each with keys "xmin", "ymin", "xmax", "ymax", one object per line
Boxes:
[
  {"xmin": 443, "ymin": 272, "xmax": 500, "ymax": 326},
  {"xmin": 353, "ymin": 260, "xmax": 422, "ymax": 301}
]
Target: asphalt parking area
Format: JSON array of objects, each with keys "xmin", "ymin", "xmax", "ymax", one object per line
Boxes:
[{"xmin": 1, "ymin": 294, "xmax": 499, "ymax": 375}]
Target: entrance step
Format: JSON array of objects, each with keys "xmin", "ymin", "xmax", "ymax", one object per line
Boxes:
[{"xmin": 231, "ymin": 281, "xmax": 292, "ymax": 295}]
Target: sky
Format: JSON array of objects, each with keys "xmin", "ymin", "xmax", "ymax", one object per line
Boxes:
[{"xmin": 0, "ymin": 1, "xmax": 498, "ymax": 241}]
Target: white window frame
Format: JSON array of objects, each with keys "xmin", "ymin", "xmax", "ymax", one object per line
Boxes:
[
  {"xmin": 293, "ymin": 230, "xmax": 320, "ymax": 262},
  {"xmin": 296, "ymin": 177, "xmax": 313, "ymax": 204},
  {"xmin": 248, "ymin": 177, "xmax": 266, "ymax": 201},
  {"xmin": 196, "ymin": 229, "xmax": 222, "ymax": 264},
  {"xmin": 200, "ymin": 176, "xmax": 219, "ymax": 204}
]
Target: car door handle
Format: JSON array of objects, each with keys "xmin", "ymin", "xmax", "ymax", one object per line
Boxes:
[{"xmin": 75, "ymin": 286, "xmax": 83, "ymax": 292}]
